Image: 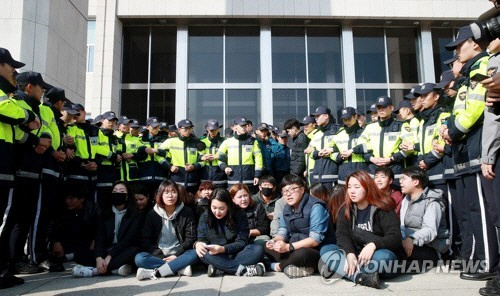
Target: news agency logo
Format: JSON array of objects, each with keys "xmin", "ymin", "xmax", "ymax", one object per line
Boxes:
[{"xmin": 319, "ymin": 249, "xmax": 489, "ymax": 285}]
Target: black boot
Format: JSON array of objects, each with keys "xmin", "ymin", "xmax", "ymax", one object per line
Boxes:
[
  {"xmin": 479, "ymin": 278, "xmax": 500, "ymax": 296},
  {"xmin": 0, "ymin": 270, "xmax": 24, "ymax": 289},
  {"xmin": 355, "ymin": 272, "xmax": 381, "ymax": 289}
]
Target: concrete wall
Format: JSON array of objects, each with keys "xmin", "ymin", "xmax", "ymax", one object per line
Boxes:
[
  {"xmin": 0, "ymin": 0, "xmax": 88, "ymax": 103},
  {"xmin": 113, "ymin": 0, "xmax": 491, "ymax": 19}
]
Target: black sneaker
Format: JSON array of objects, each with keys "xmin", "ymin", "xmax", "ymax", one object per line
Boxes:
[
  {"xmin": 0, "ymin": 270, "xmax": 24, "ymax": 289},
  {"xmin": 236, "ymin": 263, "xmax": 266, "ymax": 277},
  {"xmin": 355, "ymin": 272, "xmax": 381, "ymax": 289},
  {"xmin": 207, "ymin": 265, "xmax": 224, "ymax": 277},
  {"xmin": 15, "ymin": 261, "xmax": 43, "ymax": 274}
]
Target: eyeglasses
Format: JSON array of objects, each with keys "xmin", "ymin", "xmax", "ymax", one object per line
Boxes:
[{"xmin": 281, "ymin": 186, "xmax": 301, "ymax": 196}]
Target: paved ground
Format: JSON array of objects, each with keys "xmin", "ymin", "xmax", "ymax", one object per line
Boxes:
[{"xmin": 4, "ymin": 264, "xmax": 486, "ymax": 296}]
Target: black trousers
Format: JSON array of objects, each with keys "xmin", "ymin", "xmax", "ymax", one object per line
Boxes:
[
  {"xmin": 265, "ymin": 247, "xmax": 321, "ymax": 272},
  {"xmin": 480, "ymin": 156, "xmax": 500, "ymax": 278},
  {"xmin": 0, "ymin": 184, "xmax": 15, "ymax": 270},
  {"xmin": 9, "ymin": 177, "xmax": 42, "ymax": 264},
  {"xmin": 456, "ymin": 172, "xmax": 498, "ymax": 272}
]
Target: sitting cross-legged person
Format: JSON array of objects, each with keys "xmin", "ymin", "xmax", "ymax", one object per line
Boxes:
[
  {"xmin": 135, "ymin": 180, "xmax": 199, "ymax": 280},
  {"xmin": 399, "ymin": 167, "xmax": 450, "ymax": 271},
  {"xmin": 195, "ymin": 188, "xmax": 266, "ymax": 277},
  {"xmin": 320, "ymin": 171, "xmax": 402, "ymax": 289},
  {"xmin": 265, "ymin": 174, "xmax": 335, "ymax": 279}
]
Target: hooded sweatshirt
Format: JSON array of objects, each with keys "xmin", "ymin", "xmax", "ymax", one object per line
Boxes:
[{"xmin": 154, "ymin": 203, "xmax": 184, "ymax": 256}]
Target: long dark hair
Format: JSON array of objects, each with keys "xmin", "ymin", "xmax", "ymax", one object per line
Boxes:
[
  {"xmin": 207, "ymin": 188, "xmax": 238, "ymax": 231},
  {"xmin": 344, "ymin": 171, "xmax": 395, "ymax": 220},
  {"xmin": 329, "ymin": 185, "xmax": 346, "ymax": 223},
  {"xmin": 310, "ymin": 183, "xmax": 330, "ymax": 203}
]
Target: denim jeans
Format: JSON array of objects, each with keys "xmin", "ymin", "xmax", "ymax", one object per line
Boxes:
[
  {"xmin": 199, "ymin": 244, "xmax": 265, "ymax": 274},
  {"xmin": 135, "ymin": 249, "xmax": 199, "ymax": 274},
  {"xmin": 320, "ymin": 244, "xmax": 398, "ymax": 281}
]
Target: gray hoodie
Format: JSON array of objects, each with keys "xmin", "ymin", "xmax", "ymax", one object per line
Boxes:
[
  {"xmin": 154, "ymin": 203, "xmax": 184, "ymax": 256},
  {"xmin": 400, "ymin": 188, "xmax": 450, "ymax": 254}
]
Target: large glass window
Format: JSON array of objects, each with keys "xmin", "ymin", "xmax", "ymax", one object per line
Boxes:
[
  {"xmin": 226, "ymin": 90, "xmax": 260, "ymax": 127},
  {"xmin": 272, "ymin": 27, "xmax": 307, "ymax": 83},
  {"xmin": 432, "ymin": 28, "xmax": 455, "ymax": 82},
  {"xmin": 353, "ymin": 28, "xmax": 386, "ymax": 83},
  {"xmin": 151, "ymin": 27, "xmax": 177, "ymax": 83},
  {"xmin": 122, "ymin": 27, "xmax": 149, "ymax": 83},
  {"xmin": 386, "ymin": 28, "xmax": 419, "ymax": 83},
  {"xmin": 188, "ymin": 27, "xmax": 223, "ymax": 83},
  {"xmin": 272, "ymin": 26, "xmax": 344, "ymax": 127},
  {"xmin": 273, "ymin": 89, "xmax": 308, "ymax": 129},
  {"xmin": 225, "ymin": 27, "xmax": 260, "ymax": 83},
  {"xmin": 188, "ymin": 90, "xmax": 223, "ymax": 137},
  {"xmin": 86, "ymin": 20, "xmax": 96, "ymax": 73},
  {"xmin": 187, "ymin": 27, "xmax": 260, "ymax": 135},
  {"xmin": 121, "ymin": 90, "xmax": 148, "ymax": 122},
  {"xmin": 149, "ymin": 90, "xmax": 176, "ymax": 125},
  {"xmin": 307, "ymin": 27, "xmax": 343, "ymax": 83}
]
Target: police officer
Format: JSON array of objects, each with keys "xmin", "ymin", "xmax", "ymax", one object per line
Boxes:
[
  {"xmin": 115, "ymin": 116, "xmax": 146, "ymax": 182},
  {"xmin": 138, "ymin": 117, "xmax": 169, "ymax": 197},
  {"xmin": 271, "ymin": 130, "xmax": 291, "ymax": 184},
  {"xmin": 10, "ymin": 71, "xmax": 54, "ymax": 273},
  {"xmin": 395, "ymin": 99, "xmax": 419, "ymax": 166},
  {"xmin": 159, "ymin": 119, "xmax": 204, "ymax": 194},
  {"xmin": 65, "ymin": 104, "xmax": 109, "ymax": 202},
  {"xmin": 366, "ymin": 104, "xmax": 378, "ymax": 123},
  {"xmin": 283, "ymin": 118, "xmax": 309, "ymax": 179},
  {"xmin": 255, "ymin": 123, "xmax": 276, "ymax": 177},
  {"xmin": 358, "ymin": 96, "xmax": 412, "ymax": 185},
  {"xmin": 309, "ymin": 106, "xmax": 340, "ymax": 191},
  {"xmin": 200, "ymin": 119, "xmax": 227, "ymax": 188},
  {"xmin": 38, "ymin": 87, "xmax": 69, "ymax": 269},
  {"xmin": 302, "ymin": 116, "xmax": 318, "ymax": 186},
  {"xmin": 95, "ymin": 111, "xmax": 119, "ymax": 209},
  {"xmin": 443, "ymin": 26, "xmax": 498, "ymax": 280},
  {"xmin": 0, "ymin": 48, "xmax": 39, "ymax": 289},
  {"xmin": 478, "ymin": 20, "xmax": 500, "ymax": 296},
  {"xmin": 329, "ymin": 107, "xmax": 368, "ymax": 185},
  {"xmin": 129, "ymin": 119, "xmax": 141, "ymax": 137},
  {"xmin": 410, "ymin": 83, "xmax": 450, "ymax": 193},
  {"xmin": 217, "ymin": 117, "xmax": 263, "ymax": 193}
]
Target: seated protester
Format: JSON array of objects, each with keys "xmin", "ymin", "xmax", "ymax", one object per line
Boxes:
[
  {"xmin": 265, "ymin": 174, "xmax": 335, "ymax": 279},
  {"xmin": 45, "ymin": 184, "xmax": 99, "ymax": 272},
  {"xmin": 194, "ymin": 181, "xmax": 215, "ymax": 222},
  {"xmin": 310, "ymin": 183, "xmax": 330, "ymax": 203},
  {"xmin": 195, "ymin": 188, "xmax": 266, "ymax": 277},
  {"xmin": 400, "ymin": 167, "xmax": 450, "ymax": 269},
  {"xmin": 134, "ymin": 183, "xmax": 153, "ymax": 213},
  {"xmin": 252, "ymin": 175, "xmax": 281, "ymax": 221},
  {"xmin": 72, "ymin": 181, "xmax": 142, "ymax": 278},
  {"xmin": 374, "ymin": 167, "xmax": 403, "ymax": 216},
  {"xmin": 135, "ymin": 180, "xmax": 198, "ymax": 280},
  {"xmin": 320, "ymin": 170, "xmax": 402, "ymax": 289},
  {"xmin": 229, "ymin": 184, "xmax": 270, "ymax": 245}
]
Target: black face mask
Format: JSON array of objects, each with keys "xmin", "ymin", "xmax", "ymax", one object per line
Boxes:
[
  {"xmin": 261, "ymin": 188, "xmax": 273, "ymax": 197},
  {"xmin": 111, "ymin": 192, "xmax": 128, "ymax": 207}
]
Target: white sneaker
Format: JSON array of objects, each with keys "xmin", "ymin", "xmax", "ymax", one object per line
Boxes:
[
  {"xmin": 136, "ymin": 268, "xmax": 154, "ymax": 281},
  {"xmin": 72, "ymin": 265, "xmax": 93, "ymax": 278},
  {"xmin": 178, "ymin": 265, "xmax": 192, "ymax": 277},
  {"xmin": 117, "ymin": 264, "xmax": 133, "ymax": 277}
]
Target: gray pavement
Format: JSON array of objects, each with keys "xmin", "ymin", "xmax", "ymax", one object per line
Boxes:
[{"xmin": 4, "ymin": 264, "xmax": 485, "ymax": 296}]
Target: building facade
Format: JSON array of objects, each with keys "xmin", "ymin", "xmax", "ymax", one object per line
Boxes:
[
  {"xmin": 86, "ymin": 0, "xmax": 491, "ymax": 136},
  {"xmin": 1, "ymin": 0, "xmax": 88, "ymax": 103}
]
